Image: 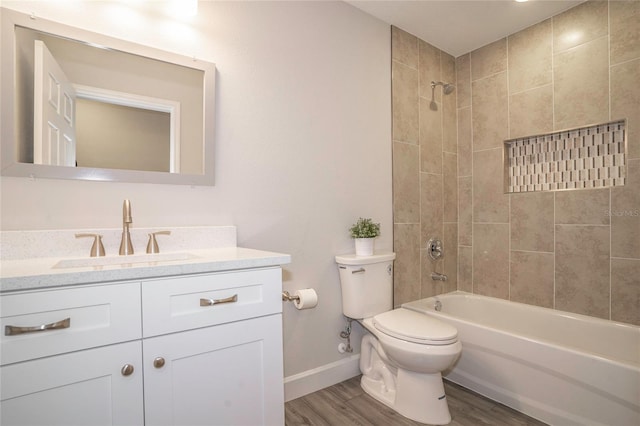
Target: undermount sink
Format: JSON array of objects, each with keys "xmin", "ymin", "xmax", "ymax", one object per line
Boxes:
[{"xmin": 53, "ymin": 252, "xmax": 200, "ymax": 269}]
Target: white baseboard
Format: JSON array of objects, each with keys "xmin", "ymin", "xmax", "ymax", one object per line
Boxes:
[{"xmin": 284, "ymin": 354, "xmax": 361, "ymax": 402}]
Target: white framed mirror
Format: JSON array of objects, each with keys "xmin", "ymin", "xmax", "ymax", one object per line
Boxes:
[{"xmin": 1, "ymin": 8, "xmax": 215, "ymax": 185}]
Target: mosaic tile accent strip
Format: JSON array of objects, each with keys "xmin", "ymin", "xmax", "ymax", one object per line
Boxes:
[{"xmin": 505, "ymin": 120, "xmax": 626, "ymax": 193}]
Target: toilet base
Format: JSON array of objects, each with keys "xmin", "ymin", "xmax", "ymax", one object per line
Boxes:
[
  {"xmin": 361, "ymin": 369, "xmax": 452, "ymax": 425},
  {"xmin": 361, "ymin": 373, "xmax": 396, "ymax": 408}
]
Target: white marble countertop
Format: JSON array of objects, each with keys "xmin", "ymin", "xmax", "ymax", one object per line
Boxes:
[{"xmin": 0, "ymin": 247, "xmax": 291, "ymax": 293}]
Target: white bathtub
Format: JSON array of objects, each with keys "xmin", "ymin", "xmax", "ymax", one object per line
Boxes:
[{"xmin": 403, "ymin": 291, "xmax": 640, "ymax": 426}]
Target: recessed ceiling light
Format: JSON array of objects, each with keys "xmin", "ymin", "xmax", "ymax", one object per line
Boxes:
[{"xmin": 515, "ymin": 0, "xmax": 529, "ymax": 3}]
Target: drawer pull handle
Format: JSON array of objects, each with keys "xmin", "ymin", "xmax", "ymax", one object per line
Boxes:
[
  {"xmin": 5, "ymin": 317, "xmax": 71, "ymax": 336},
  {"xmin": 200, "ymin": 294, "xmax": 238, "ymax": 306}
]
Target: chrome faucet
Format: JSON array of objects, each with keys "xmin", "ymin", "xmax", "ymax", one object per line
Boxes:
[
  {"xmin": 431, "ymin": 272, "xmax": 448, "ymax": 281},
  {"xmin": 119, "ymin": 199, "xmax": 134, "ymax": 255}
]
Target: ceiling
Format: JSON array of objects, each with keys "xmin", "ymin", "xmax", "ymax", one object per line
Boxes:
[{"xmin": 346, "ymin": 0, "xmax": 584, "ymax": 57}]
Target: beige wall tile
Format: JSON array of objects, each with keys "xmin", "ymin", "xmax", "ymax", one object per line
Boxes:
[
  {"xmin": 457, "ymin": 107, "xmax": 472, "ymax": 176},
  {"xmin": 553, "ymin": 0, "xmax": 608, "ymax": 53},
  {"xmin": 611, "ymin": 159, "xmax": 640, "ymax": 259},
  {"xmin": 441, "ymin": 52, "xmax": 458, "ymax": 154},
  {"xmin": 392, "ymin": 31, "xmax": 458, "ymax": 309},
  {"xmin": 609, "ymin": 0, "xmax": 640, "ymax": 65},
  {"xmin": 443, "ymin": 92, "xmax": 458, "ymax": 153},
  {"xmin": 555, "ymin": 225, "xmax": 610, "ymax": 319},
  {"xmin": 470, "ymin": 38, "xmax": 507, "ymax": 81},
  {"xmin": 473, "ymin": 148, "xmax": 510, "ymax": 223},
  {"xmin": 392, "ymin": 26, "xmax": 418, "ymax": 68},
  {"xmin": 510, "ymin": 191, "xmax": 554, "ymax": 252},
  {"xmin": 456, "ymin": 54, "xmax": 471, "ymax": 108},
  {"xmin": 409, "ymin": 0, "xmax": 640, "ymax": 325},
  {"xmin": 458, "ymin": 245, "xmax": 473, "ymax": 293},
  {"xmin": 393, "ymin": 142, "xmax": 420, "ymax": 223},
  {"xmin": 441, "ymin": 52, "xmax": 456, "ymax": 87},
  {"xmin": 553, "ymin": 36, "xmax": 609, "ymax": 131},
  {"xmin": 473, "ymin": 223, "xmax": 510, "ymax": 299},
  {"xmin": 419, "ymin": 97, "xmax": 442, "ymax": 174},
  {"xmin": 419, "ymin": 40, "xmax": 441, "ymax": 101},
  {"xmin": 472, "ymin": 72, "xmax": 508, "ymax": 151},
  {"xmin": 510, "ymin": 250, "xmax": 554, "ymax": 308},
  {"xmin": 459, "ymin": 177, "xmax": 472, "ymax": 246},
  {"xmin": 611, "ymin": 258, "xmax": 640, "ymax": 325},
  {"xmin": 611, "ymin": 59, "xmax": 640, "ymax": 159},
  {"xmin": 555, "ymin": 188, "xmax": 610, "ymax": 225},
  {"xmin": 392, "ymin": 61, "xmax": 419, "ymax": 143},
  {"xmin": 393, "ymin": 223, "xmax": 421, "ymax": 307},
  {"xmin": 508, "ymin": 19, "xmax": 552, "ymax": 94},
  {"xmin": 443, "ymin": 223, "xmax": 458, "ymax": 293},
  {"xmin": 420, "ymin": 172, "xmax": 443, "ymax": 244},
  {"xmin": 509, "ymin": 84, "xmax": 553, "ymax": 139},
  {"xmin": 443, "ymin": 152, "xmax": 458, "ymax": 223}
]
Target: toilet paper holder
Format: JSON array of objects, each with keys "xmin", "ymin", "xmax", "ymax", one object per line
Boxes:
[
  {"xmin": 282, "ymin": 288, "xmax": 318, "ymax": 310},
  {"xmin": 281, "ymin": 291, "xmax": 299, "ymax": 302}
]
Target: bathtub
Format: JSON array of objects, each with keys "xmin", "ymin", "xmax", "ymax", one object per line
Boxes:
[{"xmin": 403, "ymin": 291, "xmax": 640, "ymax": 426}]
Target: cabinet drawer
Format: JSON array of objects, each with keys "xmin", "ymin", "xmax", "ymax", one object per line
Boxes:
[
  {"xmin": 142, "ymin": 267, "xmax": 282, "ymax": 337},
  {"xmin": 0, "ymin": 282, "xmax": 141, "ymax": 365}
]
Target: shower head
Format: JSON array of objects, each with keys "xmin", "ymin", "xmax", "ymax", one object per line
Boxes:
[{"xmin": 431, "ymin": 81, "xmax": 455, "ymax": 95}]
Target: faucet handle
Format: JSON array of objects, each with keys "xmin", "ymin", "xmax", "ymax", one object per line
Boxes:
[
  {"xmin": 75, "ymin": 233, "xmax": 106, "ymax": 257},
  {"xmin": 146, "ymin": 231, "xmax": 171, "ymax": 254}
]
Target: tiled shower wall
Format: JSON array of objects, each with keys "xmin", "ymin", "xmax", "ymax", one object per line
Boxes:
[
  {"xmin": 392, "ymin": 27, "xmax": 458, "ymax": 307},
  {"xmin": 456, "ymin": 0, "xmax": 639, "ymax": 325}
]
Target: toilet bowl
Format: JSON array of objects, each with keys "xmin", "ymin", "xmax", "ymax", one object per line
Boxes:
[
  {"xmin": 336, "ymin": 253, "xmax": 461, "ymax": 425},
  {"xmin": 360, "ymin": 310, "xmax": 461, "ymax": 424}
]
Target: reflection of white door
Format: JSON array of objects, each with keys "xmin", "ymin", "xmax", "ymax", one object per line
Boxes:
[{"xmin": 34, "ymin": 40, "xmax": 76, "ymax": 167}]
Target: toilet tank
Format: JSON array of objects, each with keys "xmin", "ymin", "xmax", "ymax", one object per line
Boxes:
[{"xmin": 335, "ymin": 252, "xmax": 396, "ymax": 319}]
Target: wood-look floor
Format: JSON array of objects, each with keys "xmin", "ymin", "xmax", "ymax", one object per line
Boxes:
[{"xmin": 285, "ymin": 376, "xmax": 547, "ymax": 426}]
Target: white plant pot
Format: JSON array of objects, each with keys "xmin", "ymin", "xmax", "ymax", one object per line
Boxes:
[{"xmin": 355, "ymin": 238, "xmax": 375, "ymax": 256}]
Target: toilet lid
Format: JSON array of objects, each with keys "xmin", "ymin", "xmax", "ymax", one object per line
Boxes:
[{"xmin": 373, "ymin": 309, "xmax": 458, "ymax": 345}]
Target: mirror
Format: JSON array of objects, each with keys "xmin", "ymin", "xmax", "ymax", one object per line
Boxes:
[{"xmin": 1, "ymin": 8, "xmax": 215, "ymax": 185}]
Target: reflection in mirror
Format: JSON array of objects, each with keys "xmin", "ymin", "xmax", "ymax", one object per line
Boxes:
[
  {"xmin": 1, "ymin": 8, "xmax": 215, "ymax": 185},
  {"xmin": 76, "ymin": 98, "xmax": 172, "ymax": 172}
]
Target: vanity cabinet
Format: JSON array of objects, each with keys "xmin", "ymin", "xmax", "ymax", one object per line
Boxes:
[{"xmin": 0, "ymin": 267, "xmax": 285, "ymax": 426}]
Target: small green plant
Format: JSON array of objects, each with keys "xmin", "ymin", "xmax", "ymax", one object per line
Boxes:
[{"xmin": 349, "ymin": 217, "xmax": 380, "ymax": 238}]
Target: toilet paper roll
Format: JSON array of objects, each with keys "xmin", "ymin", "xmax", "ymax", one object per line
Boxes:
[{"xmin": 293, "ymin": 289, "xmax": 318, "ymax": 310}]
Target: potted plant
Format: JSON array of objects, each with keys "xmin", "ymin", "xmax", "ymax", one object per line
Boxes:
[{"xmin": 349, "ymin": 217, "xmax": 380, "ymax": 256}]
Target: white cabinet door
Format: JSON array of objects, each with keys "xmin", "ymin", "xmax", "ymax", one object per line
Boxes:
[
  {"xmin": 0, "ymin": 341, "xmax": 143, "ymax": 426},
  {"xmin": 143, "ymin": 314, "xmax": 284, "ymax": 426}
]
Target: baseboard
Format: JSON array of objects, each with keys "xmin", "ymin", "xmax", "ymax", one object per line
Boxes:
[{"xmin": 284, "ymin": 354, "xmax": 361, "ymax": 402}]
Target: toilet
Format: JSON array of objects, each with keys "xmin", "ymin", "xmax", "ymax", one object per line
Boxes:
[{"xmin": 336, "ymin": 252, "xmax": 461, "ymax": 425}]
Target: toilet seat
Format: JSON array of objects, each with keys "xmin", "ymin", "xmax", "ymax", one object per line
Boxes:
[{"xmin": 373, "ymin": 309, "xmax": 458, "ymax": 345}]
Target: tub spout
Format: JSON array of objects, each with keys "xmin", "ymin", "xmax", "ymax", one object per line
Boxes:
[{"xmin": 431, "ymin": 272, "xmax": 448, "ymax": 281}]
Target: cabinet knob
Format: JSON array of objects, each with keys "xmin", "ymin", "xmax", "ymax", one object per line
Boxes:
[
  {"xmin": 153, "ymin": 357, "xmax": 166, "ymax": 369},
  {"xmin": 121, "ymin": 364, "xmax": 135, "ymax": 376}
]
